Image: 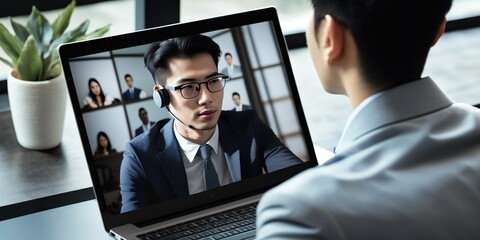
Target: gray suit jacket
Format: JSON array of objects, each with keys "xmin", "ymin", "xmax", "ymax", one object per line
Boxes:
[{"xmin": 256, "ymin": 77, "xmax": 480, "ymax": 239}]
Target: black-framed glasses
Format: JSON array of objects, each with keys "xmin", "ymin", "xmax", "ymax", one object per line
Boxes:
[{"xmin": 164, "ymin": 74, "xmax": 228, "ymax": 99}]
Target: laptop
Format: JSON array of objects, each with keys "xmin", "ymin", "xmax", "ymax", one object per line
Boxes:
[{"xmin": 58, "ymin": 7, "xmax": 318, "ymax": 240}]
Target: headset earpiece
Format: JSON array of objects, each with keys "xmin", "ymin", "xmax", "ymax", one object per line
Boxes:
[{"xmin": 153, "ymin": 88, "xmax": 170, "ymax": 108}]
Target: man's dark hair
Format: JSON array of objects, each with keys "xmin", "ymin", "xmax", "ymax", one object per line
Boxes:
[
  {"xmin": 310, "ymin": 0, "xmax": 452, "ymax": 88},
  {"xmin": 232, "ymin": 92, "xmax": 240, "ymax": 98},
  {"xmin": 138, "ymin": 107, "xmax": 147, "ymax": 115},
  {"xmin": 124, "ymin": 73, "xmax": 132, "ymax": 80},
  {"xmin": 224, "ymin": 52, "xmax": 232, "ymax": 58},
  {"xmin": 144, "ymin": 34, "xmax": 222, "ymax": 85}
]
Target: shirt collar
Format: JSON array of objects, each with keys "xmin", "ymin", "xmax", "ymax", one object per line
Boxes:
[
  {"xmin": 173, "ymin": 124, "xmax": 219, "ymax": 163},
  {"xmin": 337, "ymin": 91, "xmax": 384, "ymax": 151}
]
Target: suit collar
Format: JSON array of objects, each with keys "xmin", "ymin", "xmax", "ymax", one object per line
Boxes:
[
  {"xmin": 155, "ymin": 118, "xmax": 189, "ymax": 197},
  {"xmin": 217, "ymin": 113, "xmax": 243, "ymax": 181},
  {"xmin": 335, "ymin": 77, "xmax": 452, "ymax": 153}
]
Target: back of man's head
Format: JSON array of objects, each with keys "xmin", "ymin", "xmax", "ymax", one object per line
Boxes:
[
  {"xmin": 310, "ymin": 0, "xmax": 452, "ymax": 88},
  {"xmin": 144, "ymin": 34, "xmax": 222, "ymax": 85}
]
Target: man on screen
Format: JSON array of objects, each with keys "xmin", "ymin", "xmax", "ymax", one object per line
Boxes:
[
  {"xmin": 231, "ymin": 92, "xmax": 251, "ymax": 112},
  {"xmin": 220, "ymin": 52, "xmax": 242, "ymax": 78},
  {"xmin": 119, "ymin": 34, "xmax": 302, "ymax": 213},
  {"xmin": 122, "ymin": 74, "xmax": 147, "ymax": 101},
  {"xmin": 134, "ymin": 107, "xmax": 155, "ymax": 137}
]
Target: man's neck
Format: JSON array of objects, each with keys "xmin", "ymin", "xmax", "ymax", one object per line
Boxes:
[
  {"xmin": 340, "ymin": 71, "xmax": 384, "ymax": 110},
  {"xmin": 174, "ymin": 121, "xmax": 215, "ymax": 145}
]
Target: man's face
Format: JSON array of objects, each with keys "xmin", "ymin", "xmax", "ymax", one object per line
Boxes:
[
  {"xmin": 225, "ymin": 55, "xmax": 233, "ymax": 66},
  {"xmin": 232, "ymin": 95, "xmax": 241, "ymax": 106},
  {"xmin": 125, "ymin": 76, "xmax": 134, "ymax": 88},
  {"xmin": 166, "ymin": 53, "xmax": 223, "ymax": 132},
  {"xmin": 139, "ymin": 110, "xmax": 149, "ymax": 124}
]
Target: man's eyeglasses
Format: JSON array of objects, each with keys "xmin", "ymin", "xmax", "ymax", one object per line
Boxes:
[{"xmin": 164, "ymin": 74, "xmax": 228, "ymax": 99}]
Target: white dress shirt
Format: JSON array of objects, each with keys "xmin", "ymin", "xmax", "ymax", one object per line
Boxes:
[{"xmin": 173, "ymin": 125, "xmax": 232, "ymax": 194}]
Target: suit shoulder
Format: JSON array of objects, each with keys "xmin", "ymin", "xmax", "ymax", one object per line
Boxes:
[
  {"xmin": 129, "ymin": 120, "xmax": 170, "ymax": 150},
  {"xmin": 219, "ymin": 110, "xmax": 259, "ymax": 133}
]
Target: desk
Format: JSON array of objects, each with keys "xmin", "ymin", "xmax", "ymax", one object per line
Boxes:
[
  {"xmin": 0, "ymin": 200, "xmax": 111, "ymax": 240},
  {"xmin": 0, "ymin": 96, "xmax": 94, "ymax": 219}
]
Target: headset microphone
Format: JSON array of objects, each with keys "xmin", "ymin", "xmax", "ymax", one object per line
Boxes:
[
  {"xmin": 153, "ymin": 86, "xmax": 214, "ymax": 131},
  {"xmin": 165, "ymin": 106, "xmax": 197, "ymax": 130},
  {"xmin": 166, "ymin": 106, "xmax": 215, "ymax": 131},
  {"xmin": 153, "ymin": 86, "xmax": 196, "ymax": 129}
]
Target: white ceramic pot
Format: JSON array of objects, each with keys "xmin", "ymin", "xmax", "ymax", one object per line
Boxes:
[{"xmin": 7, "ymin": 71, "xmax": 67, "ymax": 150}]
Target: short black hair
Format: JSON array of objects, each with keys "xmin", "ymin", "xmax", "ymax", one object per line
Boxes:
[
  {"xmin": 138, "ymin": 107, "xmax": 147, "ymax": 114},
  {"xmin": 124, "ymin": 73, "xmax": 132, "ymax": 80},
  {"xmin": 310, "ymin": 0, "xmax": 452, "ymax": 88},
  {"xmin": 224, "ymin": 52, "xmax": 232, "ymax": 58},
  {"xmin": 144, "ymin": 34, "xmax": 222, "ymax": 85},
  {"xmin": 232, "ymin": 92, "xmax": 240, "ymax": 98}
]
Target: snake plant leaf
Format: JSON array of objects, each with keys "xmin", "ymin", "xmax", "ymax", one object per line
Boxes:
[
  {"xmin": 41, "ymin": 51, "xmax": 61, "ymax": 80},
  {"xmin": 26, "ymin": 6, "xmax": 53, "ymax": 56},
  {"xmin": 0, "ymin": 23, "xmax": 22, "ymax": 65},
  {"xmin": 47, "ymin": 62, "xmax": 62, "ymax": 80},
  {"xmin": 16, "ymin": 36, "xmax": 43, "ymax": 81},
  {"xmin": 0, "ymin": 0, "xmax": 109, "ymax": 81},
  {"xmin": 51, "ymin": 0, "xmax": 76, "ymax": 39},
  {"xmin": 66, "ymin": 19, "xmax": 90, "ymax": 38},
  {"xmin": 47, "ymin": 20, "xmax": 90, "ymax": 57},
  {"xmin": 11, "ymin": 18, "xmax": 31, "ymax": 44},
  {"xmin": 41, "ymin": 53, "xmax": 53, "ymax": 80},
  {"xmin": 0, "ymin": 56, "xmax": 13, "ymax": 68},
  {"xmin": 74, "ymin": 24, "xmax": 111, "ymax": 41}
]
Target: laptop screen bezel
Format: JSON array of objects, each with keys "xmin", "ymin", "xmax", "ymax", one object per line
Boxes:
[{"xmin": 58, "ymin": 6, "xmax": 317, "ymax": 232}]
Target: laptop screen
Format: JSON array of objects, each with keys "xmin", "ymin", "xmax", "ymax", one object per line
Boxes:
[{"xmin": 59, "ymin": 7, "xmax": 317, "ymax": 231}]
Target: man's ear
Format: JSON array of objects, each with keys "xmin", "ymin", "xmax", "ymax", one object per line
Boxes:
[
  {"xmin": 432, "ymin": 17, "xmax": 446, "ymax": 47},
  {"xmin": 320, "ymin": 15, "xmax": 345, "ymax": 65}
]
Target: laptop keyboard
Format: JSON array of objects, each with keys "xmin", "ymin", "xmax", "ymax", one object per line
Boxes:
[{"xmin": 136, "ymin": 202, "xmax": 257, "ymax": 240}]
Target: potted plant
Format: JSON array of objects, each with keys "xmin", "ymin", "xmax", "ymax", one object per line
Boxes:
[{"xmin": 0, "ymin": 0, "xmax": 110, "ymax": 150}]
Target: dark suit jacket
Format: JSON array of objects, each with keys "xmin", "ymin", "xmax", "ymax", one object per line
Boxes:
[
  {"xmin": 135, "ymin": 121, "xmax": 156, "ymax": 137},
  {"xmin": 120, "ymin": 110, "xmax": 302, "ymax": 213},
  {"xmin": 122, "ymin": 87, "xmax": 142, "ymax": 101},
  {"xmin": 231, "ymin": 104, "xmax": 251, "ymax": 112}
]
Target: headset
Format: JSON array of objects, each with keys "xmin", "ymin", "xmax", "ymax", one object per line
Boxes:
[
  {"xmin": 153, "ymin": 86, "xmax": 199, "ymax": 130},
  {"xmin": 153, "ymin": 87, "xmax": 170, "ymax": 108}
]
